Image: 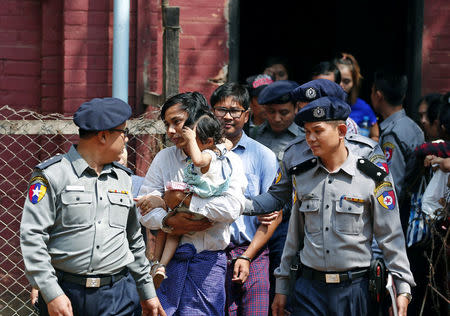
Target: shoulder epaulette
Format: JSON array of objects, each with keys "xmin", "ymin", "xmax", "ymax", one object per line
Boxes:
[
  {"xmin": 284, "ymin": 136, "xmax": 307, "ymax": 152},
  {"xmin": 346, "ymin": 134, "xmax": 377, "ymax": 148},
  {"xmin": 357, "ymin": 157, "xmax": 388, "ymax": 182},
  {"xmin": 289, "ymin": 157, "xmax": 318, "ymax": 175},
  {"xmin": 35, "ymin": 154, "xmax": 63, "ymax": 170},
  {"xmin": 112, "ymin": 161, "xmax": 134, "ymax": 175}
]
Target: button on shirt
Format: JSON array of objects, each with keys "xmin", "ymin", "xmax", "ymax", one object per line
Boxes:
[
  {"xmin": 379, "ymin": 109, "xmax": 425, "ymax": 197},
  {"xmin": 138, "ymin": 146, "xmax": 247, "ymax": 252},
  {"xmin": 20, "ymin": 145, "xmax": 154, "ymax": 303},
  {"xmin": 274, "ymin": 150, "xmax": 415, "ymax": 296},
  {"xmin": 230, "ymin": 132, "xmax": 278, "ymax": 245}
]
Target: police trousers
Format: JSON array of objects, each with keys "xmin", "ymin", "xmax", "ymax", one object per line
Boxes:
[
  {"xmin": 291, "ymin": 275, "xmax": 369, "ymax": 316},
  {"xmin": 38, "ymin": 271, "xmax": 141, "ymax": 316}
]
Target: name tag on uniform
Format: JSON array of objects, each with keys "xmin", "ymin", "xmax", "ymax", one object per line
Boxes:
[{"xmin": 66, "ymin": 185, "xmax": 85, "ymax": 192}]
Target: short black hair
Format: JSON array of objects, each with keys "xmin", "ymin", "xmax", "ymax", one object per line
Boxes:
[
  {"xmin": 79, "ymin": 129, "xmax": 98, "ymax": 139},
  {"xmin": 195, "ymin": 113, "xmax": 224, "ymax": 145},
  {"xmin": 373, "ymin": 70, "xmax": 408, "ymax": 106},
  {"xmin": 418, "ymin": 93, "xmax": 443, "ymax": 123},
  {"xmin": 160, "ymin": 92, "xmax": 211, "ymax": 128},
  {"xmin": 210, "ymin": 82, "xmax": 250, "ymax": 110},
  {"xmin": 311, "ymin": 61, "xmax": 341, "ymax": 84}
]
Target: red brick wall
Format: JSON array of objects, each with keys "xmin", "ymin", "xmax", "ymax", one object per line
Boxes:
[
  {"xmin": 0, "ymin": 0, "xmax": 41, "ymax": 111},
  {"xmin": 422, "ymin": 0, "xmax": 450, "ymax": 94}
]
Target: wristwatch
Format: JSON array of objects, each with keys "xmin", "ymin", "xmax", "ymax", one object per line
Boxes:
[
  {"xmin": 161, "ymin": 209, "xmax": 174, "ymax": 233},
  {"xmin": 398, "ymin": 292, "xmax": 412, "ymax": 303}
]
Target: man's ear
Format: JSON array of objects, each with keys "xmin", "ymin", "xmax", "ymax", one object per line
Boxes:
[
  {"xmin": 243, "ymin": 109, "xmax": 250, "ymax": 124},
  {"xmin": 97, "ymin": 131, "xmax": 107, "ymax": 144},
  {"xmin": 337, "ymin": 123, "xmax": 347, "ymax": 138}
]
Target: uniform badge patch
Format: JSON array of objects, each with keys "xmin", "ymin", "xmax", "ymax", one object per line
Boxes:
[
  {"xmin": 377, "ymin": 190, "xmax": 396, "ymax": 210},
  {"xmin": 382, "ymin": 142, "xmax": 395, "ymax": 164},
  {"xmin": 28, "ymin": 177, "xmax": 48, "ymax": 204},
  {"xmin": 376, "ymin": 162, "xmax": 389, "ymax": 174},
  {"xmin": 273, "ymin": 167, "xmax": 282, "ymax": 185},
  {"xmin": 305, "ymin": 87, "xmax": 317, "ymax": 100}
]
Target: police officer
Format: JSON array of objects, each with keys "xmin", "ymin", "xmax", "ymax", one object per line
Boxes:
[
  {"xmin": 244, "ymin": 79, "xmax": 389, "ymax": 217},
  {"xmin": 272, "ymin": 96, "xmax": 415, "ymax": 316},
  {"xmin": 20, "ymin": 98, "xmax": 165, "ymax": 316}
]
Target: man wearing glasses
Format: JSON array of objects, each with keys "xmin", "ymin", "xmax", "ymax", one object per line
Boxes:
[
  {"xmin": 210, "ymin": 83, "xmax": 281, "ymax": 316},
  {"xmin": 20, "ymin": 97, "xmax": 165, "ymax": 316}
]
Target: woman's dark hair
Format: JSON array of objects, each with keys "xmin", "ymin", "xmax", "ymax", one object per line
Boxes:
[
  {"xmin": 160, "ymin": 92, "xmax": 211, "ymax": 128},
  {"xmin": 333, "ymin": 53, "xmax": 363, "ymax": 105},
  {"xmin": 195, "ymin": 112, "xmax": 224, "ymax": 145},
  {"xmin": 210, "ymin": 82, "xmax": 250, "ymax": 110},
  {"xmin": 311, "ymin": 61, "xmax": 341, "ymax": 84},
  {"xmin": 417, "ymin": 93, "xmax": 443, "ymax": 124}
]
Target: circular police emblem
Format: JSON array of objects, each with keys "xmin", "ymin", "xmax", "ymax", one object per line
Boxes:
[
  {"xmin": 312, "ymin": 107, "xmax": 325, "ymax": 118},
  {"xmin": 305, "ymin": 87, "xmax": 317, "ymax": 100}
]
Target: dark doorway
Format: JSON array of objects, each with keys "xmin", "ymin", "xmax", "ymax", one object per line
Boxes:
[{"xmin": 237, "ymin": 0, "xmax": 418, "ymax": 110}]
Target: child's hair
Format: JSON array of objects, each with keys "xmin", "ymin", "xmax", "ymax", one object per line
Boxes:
[{"xmin": 195, "ymin": 112, "xmax": 224, "ymax": 145}]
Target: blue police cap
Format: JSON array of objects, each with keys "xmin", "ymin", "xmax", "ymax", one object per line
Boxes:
[
  {"xmin": 294, "ymin": 96, "xmax": 351, "ymax": 126},
  {"xmin": 257, "ymin": 80, "xmax": 299, "ymax": 105},
  {"xmin": 73, "ymin": 97, "xmax": 132, "ymax": 131},
  {"xmin": 291, "ymin": 79, "xmax": 347, "ymax": 102}
]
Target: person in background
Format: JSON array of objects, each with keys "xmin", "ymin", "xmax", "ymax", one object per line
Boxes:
[
  {"xmin": 244, "ymin": 74, "xmax": 274, "ymax": 138},
  {"xmin": 21, "ymin": 97, "xmax": 165, "ymax": 316},
  {"xmin": 271, "ymin": 96, "xmax": 415, "ymax": 316},
  {"xmin": 371, "ymin": 70, "xmax": 425, "ymax": 229},
  {"xmin": 263, "ymin": 56, "xmax": 290, "ymax": 81},
  {"xmin": 210, "ymin": 82, "xmax": 281, "ymax": 316},
  {"xmin": 334, "ymin": 53, "xmax": 379, "ymax": 141},
  {"xmin": 311, "ymin": 61, "xmax": 341, "ymax": 84},
  {"xmin": 417, "ymin": 93, "xmax": 444, "ymax": 141}
]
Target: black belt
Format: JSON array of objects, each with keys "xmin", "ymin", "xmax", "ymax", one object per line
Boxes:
[
  {"xmin": 55, "ymin": 268, "xmax": 128, "ymax": 288},
  {"xmin": 300, "ymin": 266, "xmax": 369, "ymax": 284}
]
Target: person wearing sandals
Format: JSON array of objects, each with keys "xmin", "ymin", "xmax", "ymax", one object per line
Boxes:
[
  {"xmin": 149, "ymin": 113, "xmax": 235, "ymax": 289},
  {"xmin": 136, "ymin": 92, "xmax": 247, "ymax": 316}
]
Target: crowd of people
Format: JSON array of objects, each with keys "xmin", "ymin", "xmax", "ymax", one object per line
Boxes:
[{"xmin": 20, "ymin": 53, "xmax": 449, "ymax": 316}]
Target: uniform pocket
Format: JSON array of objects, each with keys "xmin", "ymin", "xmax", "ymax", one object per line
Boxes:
[
  {"xmin": 108, "ymin": 192, "xmax": 131, "ymax": 228},
  {"xmin": 299, "ymin": 198, "xmax": 321, "ymax": 233},
  {"xmin": 334, "ymin": 198, "xmax": 364, "ymax": 235},
  {"xmin": 61, "ymin": 191, "xmax": 93, "ymax": 227}
]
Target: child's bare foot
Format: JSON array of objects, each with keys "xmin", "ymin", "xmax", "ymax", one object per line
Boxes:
[{"xmin": 151, "ymin": 262, "xmax": 167, "ymax": 289}]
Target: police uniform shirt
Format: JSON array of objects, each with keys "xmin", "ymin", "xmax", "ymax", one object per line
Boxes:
[
  {"xmin": 20, "ymin": 145, "xmax": 155, "ymax": 303},
  {"xmin": 274, "ymin": 149, "xmax": 415, "ymax": 296},
  {"xmin": 138, "ymin": 145, "xmax": 247, "ymax": 252},
  {"xmin": 379, "ymin": 109, "xmax": 425, "ymax": 197},
  {"xmin": 250, "ymin": 133, "xmax": 391, "ymax": 215},
  {"xmin": 253, "ymin": 121, "xmax": 305, "ymax": 161}
]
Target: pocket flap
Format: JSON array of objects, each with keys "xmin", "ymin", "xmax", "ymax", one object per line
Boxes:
[
  {"xmin": 336, "ymin": 198, "xmax": 364, "ymax": 215},
  {"xmin": 299, "ymin": 198, "xmax": 320, "ymax": 212},
  {"xmin": 107, "ymin": 192, "xmax": 131, "ymax": 207},
  {"xmin": 61, "ymin": 191, "xmax": 92, "ymax": 205}
]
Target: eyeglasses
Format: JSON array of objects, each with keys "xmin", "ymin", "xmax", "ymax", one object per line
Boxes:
[
  {"xmin": 214, "ymin": 107, "xmax": 246, "ymax": 118},
  {"xmin": 109, "ymin": 127, "xmax": 129, "ymax": 135}
]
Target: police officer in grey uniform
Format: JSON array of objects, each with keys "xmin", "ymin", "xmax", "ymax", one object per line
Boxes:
[
  {"xmin": 20, "ymin": 98, "xmax": 165, "ymax": 316},
  {"xmin": 272, "ymin": 96, "xmax": 414, "ymax": 316},
  {"xmin": 244, "ymin": 79, "xmax": 390, "ymax": 217},
  {"xmin": 371, "ymin": 70, "xmax": 425, "ymax": 228}
]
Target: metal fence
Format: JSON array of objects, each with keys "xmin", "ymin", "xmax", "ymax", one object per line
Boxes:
[{"xmin": 0, "ymin": 105, "xmax": 166, "ymax": 315}]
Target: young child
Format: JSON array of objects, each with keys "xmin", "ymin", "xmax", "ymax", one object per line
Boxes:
[{"xmin": 151, "ymin": 113, "xmax": 234, "ymax": 289}]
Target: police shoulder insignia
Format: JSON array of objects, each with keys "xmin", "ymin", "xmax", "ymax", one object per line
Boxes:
[
  {"xmin": 273, "ymin": 166, "xmax": 283, "ymax": 185},
  {"xmin": 374, "ymin": 182, "xmax": 396, "ymax": 210},
  {"xmin": 36, "ymin": 154, "xmax": 63, "ymax": 170},
  {"xmin": 289, "ymin": 157, "xmax": 318, "ymax": 175},
  {"xmin": 112, "ymin": 161, "xmax": 134, "ymax": 175},
  {"xmin": 381, "ymin": 142, "xmax": 395, "ymax": 164},
  {"xmin": 357, "ymin": 158, "xmax": 388, "ymax": 182},
  {"xmin": 28, "ymin": 176, "xmax": 49, "ymax": 204}
]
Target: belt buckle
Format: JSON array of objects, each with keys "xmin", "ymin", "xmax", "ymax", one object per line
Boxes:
[
  {"xmin": 86, "ymin": 277, "xmax": 101, "ymax": 288},
  {"xmin": 325, "ymin": 273, "xmax": 340, "ymax": 283}
]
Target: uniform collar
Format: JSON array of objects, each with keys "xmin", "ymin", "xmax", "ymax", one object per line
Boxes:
[
  {"xmin": 315, "ymin": 148, "xmax": 357, "ymax": 177},
  {"xmin": 68, "ymin": 145, "xmax": 116, "ymax": 177},
  {"xmin": 233, "ymin": 131, "xmax": 249, "ymax": 151},
  {"xmin": 380, "ymin": 109, "xmax": 405, "ymax": 132}
]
